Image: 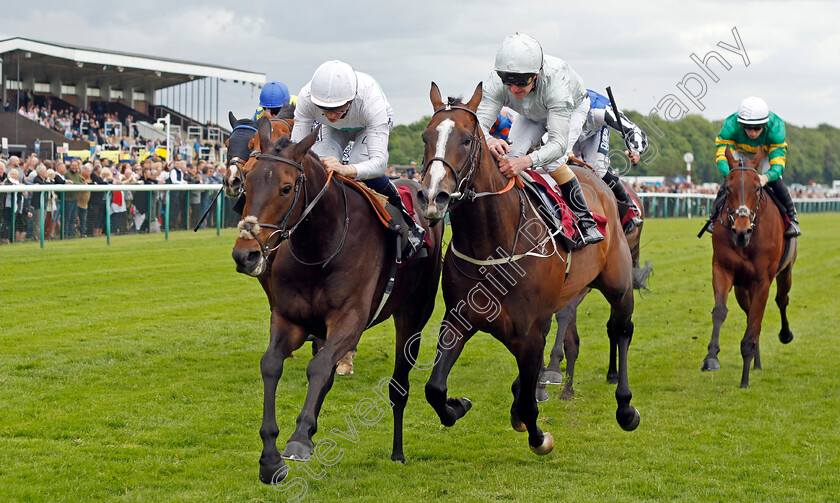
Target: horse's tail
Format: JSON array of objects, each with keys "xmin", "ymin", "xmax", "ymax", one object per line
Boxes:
[{"xmin": 632, "ymin": 260, "xmax": 653, "ymax": 291}]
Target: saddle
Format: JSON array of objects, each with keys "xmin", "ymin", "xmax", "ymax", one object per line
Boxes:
[
  {"xmin": 519, "ymin": 170, "xmax": 608, "ymax": 252},
  {"xmin": 333, "ymin": 174, "xmax": 429, "ymax": 259}
]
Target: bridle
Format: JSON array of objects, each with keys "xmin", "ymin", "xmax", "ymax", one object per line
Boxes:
[
  {"xmin": 226, "ymin": 123, "xmax": 258, "ymax": 197},
  {"xmin": 421, "ymin": 103, "xmax": 554, "ymax": 281},
  {"xmin": 237, "ymin": 152, "xmax": 349, "ymax": 268},
  {"xmin": 422, "ymin": 104, "xmax": 515, "ymax": 204},
  {"xmin": 722, "ymin": 166, "xmax": 764, "ymax": 231}
]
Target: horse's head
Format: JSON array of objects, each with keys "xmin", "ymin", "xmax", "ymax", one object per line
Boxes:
[
  {"xmin": 723, "ymin": 146, "xmax": 765, "ymax": 248},
  {"xmin": 231, "ymin": 117, "xmax": 319, "ymax": 276},
  {"xmin": 224, "ymin": 111, "xmax": 258, "ymax": 197},
  {"xmin": 417, "ymin": 82, "xmax": 484, "ymax": 223}
]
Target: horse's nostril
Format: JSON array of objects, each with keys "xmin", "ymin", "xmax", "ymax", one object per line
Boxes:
[
  {"xmin": 434, "ymin": 192, "xmax": 451, "ymax": 207},
  {"xmin": 247, "ymin": 250, "xmax": 261, "ymax": 263},
  {"xmin": 417, "ymin": 190, "xmax": 429, "ymax": 206}
]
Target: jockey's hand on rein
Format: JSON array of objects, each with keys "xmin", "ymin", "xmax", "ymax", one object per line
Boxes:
[
  {"xmin": 322, "ymin": 156, "xmax": 358, "ymax": 178},
  {"xmin": 487, "ymin": 137, "xmax": 511, "ymax": 159}
]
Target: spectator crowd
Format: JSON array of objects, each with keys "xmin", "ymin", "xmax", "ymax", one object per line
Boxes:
[{"xmin": 1, "ymin": 153, "xmax": 228, "ymax": 244}]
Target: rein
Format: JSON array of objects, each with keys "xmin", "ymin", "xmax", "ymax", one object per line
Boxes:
[
  {"xmin": 423, "ymin": 103, "xmax": 559, "ymax": 280},
  {"xmin": 239, "ymin": 153, "xmax": 348, "ymax": 267},
  {"xmin": 423, "ymin": 104, "xmax": 517, "ymax": 203}
]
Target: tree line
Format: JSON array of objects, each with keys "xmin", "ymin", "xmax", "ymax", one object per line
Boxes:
[{"xmin": 388, "ymin": 111, "xmax": 840, "ymax": 185}]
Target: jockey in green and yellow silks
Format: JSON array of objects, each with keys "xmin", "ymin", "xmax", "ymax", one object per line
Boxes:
[{"xmin": 706, "ymin": 96, "xmax": 800, "ymax": 238}]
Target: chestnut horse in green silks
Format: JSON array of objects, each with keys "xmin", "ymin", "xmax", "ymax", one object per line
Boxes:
[{"xmin": 702, "ymin": 146, "xmax": 796, "ymax": 388}]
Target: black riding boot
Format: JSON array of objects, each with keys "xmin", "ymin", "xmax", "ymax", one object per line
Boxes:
[
  {"xmin": 700, "ymin": 183, "xmax": 728, "ymax": 236},
  {"xmin": 558, "ymin": 177, "xmax": 604, "ymax": 248},
  {"xmin": 603, "ymin": 172, "xmax": 643, "ymax": 233},
  {"xmin": 767, "ymin": 178, "xmax": 801, "ymax": 237},
  {"xmin": 382, "ymin": 181, "xmax": 426, "ymax": 258}
]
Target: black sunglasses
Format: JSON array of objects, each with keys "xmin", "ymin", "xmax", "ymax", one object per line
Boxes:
[
  {"xmin": 497, "ymin": 71, "xmax": 537, "ymax": 87},
  {"xmin": 742, "ymin": 124, "xmax": 764, "ymax": 132},
  {"xmin": 316, "ymin": 101, "xmax": 353, "ymax": 113}
]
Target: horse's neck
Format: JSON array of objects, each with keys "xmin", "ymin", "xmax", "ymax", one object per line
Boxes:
[{"xmin": 449, "ymin": 150, "xmax": 527, "ymax": 256}]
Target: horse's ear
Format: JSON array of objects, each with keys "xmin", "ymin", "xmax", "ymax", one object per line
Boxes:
[
  {"xmin": 754, "ymin": 145, "xmax": 765, "ymax": 164},
  {"xmin": 291, "ymin": 125, "xmax": 320, "ymax": 162},
  {"xmin": 229, "ymin": 111, "xmax": 237, "ymax": 128},
  {"xmin": 430, "ymin": 82, "xmax": 444, "ymax": 111},
  {"xmin": 724, "ymin": 145, "xmax": 735, "ymax": 165},
  {"xmin": 465, "ymin": 82, "xmax": 483, "ymax": 112},
  {"xmin": 257, "ymin": 116, "xmax": 272, "ymax": 149}
]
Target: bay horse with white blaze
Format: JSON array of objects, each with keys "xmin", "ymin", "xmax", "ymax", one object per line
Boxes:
[
  {"xmin": 232, "ymin": 117, "xmax": 443, "ymax": 483},
  {"xmin": 702, "ymin": 145, "xmax": 796, "ymax": 388},
  {"xmin": 417, "ymin": 83, "xmax": 640, "ymax": 456}
]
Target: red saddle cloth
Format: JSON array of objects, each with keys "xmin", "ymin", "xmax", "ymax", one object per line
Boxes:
[
  {"xmin": 621, "ymin": 191, "xmax": 643, "ymax": 228},
  {"xmin": 523, "ymin": 170, "xmax": 608, "ymax": 245},
  {"xmin": 397, "ymin": 185, "xmax": 432, "ymax": 248}
]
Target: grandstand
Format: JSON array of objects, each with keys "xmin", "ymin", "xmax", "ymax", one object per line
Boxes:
[{"xmin": 0, "ymin": 37, "xmax": 264, "ymax": 161}]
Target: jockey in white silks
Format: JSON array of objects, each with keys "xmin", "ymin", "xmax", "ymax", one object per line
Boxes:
[{"xmin": 476, "ymin": 33, "xmax": 603, "ymax": 247}]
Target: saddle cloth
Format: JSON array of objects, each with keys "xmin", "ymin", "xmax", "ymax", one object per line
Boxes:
[
  {"xmin": 334, "ymin": 174, "xmax": 430, "ymax": 250},
  {"xmin": 521, "ymin": 170, "xmax": 607, "ymax": 251}
]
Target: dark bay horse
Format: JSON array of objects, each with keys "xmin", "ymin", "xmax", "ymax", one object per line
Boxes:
[
  {"xmin": 543, "ymin": 181, "xmax": 652, "ymax": 399},
  {"xmin": 232, "ymin": 118, "xmax": 443, "ymax": 483},
  {"xmin": 417, "ymin": 83, "xmax": 639, "ymax": 456},
  {"xmin": 224, "ymin": 110, "xmax": 294, "ymax": 200},
  {"xmin": 702, "ymin": 146, "xmax": 796, "ymax": 388}
]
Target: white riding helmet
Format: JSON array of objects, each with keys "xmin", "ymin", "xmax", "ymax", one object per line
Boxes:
[
  {"xmin": 494, "ymin": 33, "xmax": 544, "ymax": 74},
  {"xmin": 309, "ymin": 60, "xmax": 357, "ymax": 108},
  {"xmin": 737, "ymin": 96, "xmax": 770, "ymax": 125}
]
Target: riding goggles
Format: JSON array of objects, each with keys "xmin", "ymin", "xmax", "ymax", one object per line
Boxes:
[
  {"xmin": 497, "ymin": 71, "xmax": 537, "ymax": 87},
  {"xmin": 316, "ymin": 101, "xmax": 353, "ymax": 114},
  {"xmin": 742, "ymin": 124, "xmax": 764, "ymax": 132}
]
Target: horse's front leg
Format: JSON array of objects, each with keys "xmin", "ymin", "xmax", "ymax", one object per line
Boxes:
[
  {"xmin": 424, "ymin": 312, "xmax": 476, "ymax": 427},
  {"xmin": 605, "ymin": 288, "xmax": 640, "ymax": 432},
  {"xmin": 508, "ymin": 323, "xmax": 553, "ymax": 455},
  {"xmin": 740, "ymin": 282, "xmax": 771, "ymax": 388},
  {"xmin": 259, "ymin": 313, "xmax": 308, "ymax": 484},
  {"xmin": 282, "ymin": 318, "xmax": 363, "ymax": 461},
  {"xmin": 703, "ymin": 264, "xmax": 733, "ymax": 371}
]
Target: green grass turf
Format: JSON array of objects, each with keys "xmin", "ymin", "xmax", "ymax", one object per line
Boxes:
[{"xmin": 1, "ymin": 214, "xmax": 839, "ymax": 502}]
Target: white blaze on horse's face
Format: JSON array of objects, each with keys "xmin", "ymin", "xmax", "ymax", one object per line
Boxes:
[
  {"xmin": 428, "ymin": 118, "xmax": 455, "ymax": 195},
  {"xmin": 227, "ymin": 165, "xmax": 238, "ymax": 185}
]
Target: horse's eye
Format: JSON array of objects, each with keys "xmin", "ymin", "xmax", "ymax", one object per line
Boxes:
[
  {"xmin": 463, "ymin": 137, "xmax": 472, "ymax": 146},
  {"xmin": 280, "ymin": 185, "xmax": 293, "ymax": 196}
]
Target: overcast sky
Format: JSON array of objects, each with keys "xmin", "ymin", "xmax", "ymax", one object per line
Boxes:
[{"xmin": 3, "ymin": 0, "xmax": 838, "ymax": 128}]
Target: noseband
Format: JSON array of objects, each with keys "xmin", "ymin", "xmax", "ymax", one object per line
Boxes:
[{"xmin": 722, "ymin": 166, "xmax": 763, "ymax": 231}]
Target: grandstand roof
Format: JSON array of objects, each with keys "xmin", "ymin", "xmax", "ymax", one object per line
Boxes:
[{"xmin": 0, "ymin": 36, "xmax": 265, "ymax": 90}]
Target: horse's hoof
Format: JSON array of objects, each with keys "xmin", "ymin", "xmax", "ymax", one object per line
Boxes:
[
  {"xmin": 259, "ymin": 460, "xmax": 289, "ymax": 485},
  {"xmin": 529, "ymin": 432, "xmax": 554, "ymax": 456},
  {"xmin": 561, "ymin": 388, "xmax": 575, "ymax": 401},
  {"xmin": 540, "ymin": 370, "xmax": 564, "ymax": 385},
  {"xmin": 446, "ymin": 397, "xmax": 472, "ymax": 419},
  {"xmin": 606, "ymin": 372, "xmax": 619, "ymax": 384},
  {"xmin": 390, "ymin": 453, "xmax": 406, "ymax": 465},
  {"xmin": 510, "ymin": 415, "xmax": 527, "ymax": 432},
  {"xmin": 336, "ymin": 361, "xmax": 354, "ymax": 376},
  {"xmin": 779, "ymin": 329, "xmax": 794, "ymax": 344},
  {"xmin": 535, "ymin": 386, "xmax": 549, "ymax": 403},
  {"xmin": 281, "ymin": 441, "xmax": 313, "ymax": 462},
  {"xmin": 618, "ymin": 407, "xmax": 641, "ymax": 432},
  {"xmin": 701, "ymin": 359, "xmax": 720, "ymax": 371}
]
